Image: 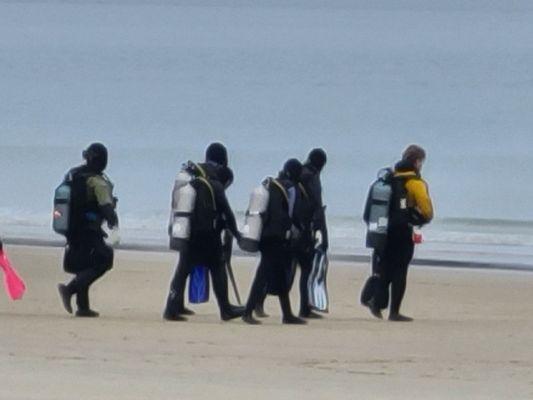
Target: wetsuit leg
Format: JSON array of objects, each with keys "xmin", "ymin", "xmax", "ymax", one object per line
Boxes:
[
  {"xmin": 73, "ymin": 265, "xmax": 108, "ymax": 310},
  {"xmin": 279, "ymin": 291, "xmax": 295, "ymax": 319},
  {"xmin": 244, "ymin": 259, "xmax": 269, "ymax": 316},
  {"xmin": 164, "ymin": 248, "xmax": 193, "ymax": 317},
  {"xmin": 297, "ymin": 250, "xmax": 313, "ymax": 315},
  {"xmin": 389, "ymin": 241, "xmax": 414, "ymax": 316},
  {"xmin": 67, "ymin": 237, "xmax": 113, "ymax": 311},
  {"xmin": 209, "ymin": 257, "xmax": 232, "ymax": 314}
]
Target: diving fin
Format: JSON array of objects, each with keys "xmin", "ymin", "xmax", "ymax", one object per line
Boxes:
[
  {"xmin": 307, "ymin": 247, "xmax": 329, "ymax": 313},
  {"xmin": 188, "ymin": 265, "xmax": 210, "ymax": 304},
  {"xmin": 0, "ymin": 249, "xmax": 26, "ymax": 301}
]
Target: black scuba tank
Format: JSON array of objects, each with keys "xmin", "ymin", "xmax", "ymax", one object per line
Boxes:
[{"xmin": 364, "ymin": 168, "xmax": 393, "ymax": 250}]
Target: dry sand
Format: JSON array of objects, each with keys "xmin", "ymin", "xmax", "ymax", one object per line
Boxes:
[{"xmin": 1, "ymin": 245, "xmax": 532, "ymax": 400}]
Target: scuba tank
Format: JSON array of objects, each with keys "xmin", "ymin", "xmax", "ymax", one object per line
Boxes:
[
  {"xmin": 240, "ymin": 179, "xmax": 271, "ymax": 253},
  {"xmin": 169, "ymin": 183, "xmax": 197, "ymax": 251},
  {"xmin": 52, "ymin": 181, "xmax": 72, "ymax": 236},
  {"xmin": 169, "ymin": 162, "xmax": 205, "ymax": 251},
  {"xmin": 365, "ymin": 168, "xmax": 393, "ymax": 251}
]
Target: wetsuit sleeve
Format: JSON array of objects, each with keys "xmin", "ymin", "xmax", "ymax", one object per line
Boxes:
[
  {"xmin": 213, "ymin": 182, "xmax": 241, "ymax": 240},
  {"xmin": 304, "ymin": 174, "xmax": 329, "ymax": 249},
  {"xmin": 88, "ymin": 176, "xmax": 119, "ymax": 228},
  {"xmin": 406, "ymin": 179, "xmax": 434, "ymax": 224},
  {"xmin": 363, "ymin": 187, "xmax": 372, "ymax": 224}
]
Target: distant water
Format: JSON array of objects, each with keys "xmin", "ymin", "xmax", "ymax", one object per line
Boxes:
[{"xmin": 1, "ymin": 1, "xmax": 533, "ymax": 267}]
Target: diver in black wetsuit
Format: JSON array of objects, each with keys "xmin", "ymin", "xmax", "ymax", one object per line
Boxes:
[
  {"xmin": 57, "ymin": 143, "xmax": 119, "ymax": 317},
  {"xmin": 242, "ymin": 159, "xmax": 307, "ymax": 325},
  {"xmin": 300, "ymin": 148, "xmax": 329, "ymax": 252},
  {"xmin": 163, "ymin": 143, "xmax": 243, "ymax": 321},
  {"xmin": 254, "ymin": 148, "xmax": 328, "ymax": 319}
]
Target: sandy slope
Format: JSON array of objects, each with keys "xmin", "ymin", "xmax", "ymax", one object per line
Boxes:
[{"xmin": 1, "ymin": 245, "xmax": 532, "ymax": 400}]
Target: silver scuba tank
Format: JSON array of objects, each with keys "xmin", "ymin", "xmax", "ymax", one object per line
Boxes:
[
  {"xmin": 53, "ymin": 182, "xmax": 72, "ymax": 235},
  {"xmin": 169, "ymin": 169, "xmax": 196, "ymax": 251},
  {"xmin": 365, "ymin": 169, "xmax": 393, "ymax": 250},
  {"xmin": 240, "ymin": 180, "xmax": 270, "ymax": 253}
]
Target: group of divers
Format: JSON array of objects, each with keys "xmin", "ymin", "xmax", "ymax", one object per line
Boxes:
[{"xmin": 46, "ymin": 142, "xmax": 433, "ymax": 324}]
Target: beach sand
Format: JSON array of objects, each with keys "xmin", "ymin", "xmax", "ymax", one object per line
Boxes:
[{"xmin": 1, "ymin": 245, "xmax": 532, "ymax": 400}]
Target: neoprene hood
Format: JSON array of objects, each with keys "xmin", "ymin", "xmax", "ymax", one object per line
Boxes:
[
  {"xmin": 307, "ymin": 148, "xmax": 327, "ymax": 171},
  {"xmin": 205, "ymin": 142, "xmax": 228, "ymax": 166},
  {"xmin": 282, "ymin": 158, "xmax": 303, "ymax": 183},
  {"xmin": 83, "ymin": 142, "xmax": 108, "ymax": 173}
]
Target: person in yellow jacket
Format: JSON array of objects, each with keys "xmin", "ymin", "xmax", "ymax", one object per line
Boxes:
[{"xmin": 371, "ymin": 144, "xmax": 434, "ymax": 321}]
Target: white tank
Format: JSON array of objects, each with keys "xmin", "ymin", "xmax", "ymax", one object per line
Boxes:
[
  {"xmin": 171, "ymin": 170, "xmax": 193, "ymax": 209},
  {"xmin": 53, "ymin": 182, "xmax": 71, "ymax": 235},
  {"xmin": 168, "ymin": 169, "xmax": 192, "ymax": 250},
  {"xmin": 169, "ymin": 174, "xmax": 197, "ymax": 251},
  {"xmin": 366, "ymin": 170, "xmax": 392, "ymax": 250},
  {"xmin": 240, "ymin": 182, "xmax": 270, "ymax": 252}
]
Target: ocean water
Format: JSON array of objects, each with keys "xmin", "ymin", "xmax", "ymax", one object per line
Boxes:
[{"xmin": 1, "ymin": 0, "xmax": 533, "ymax": 266}]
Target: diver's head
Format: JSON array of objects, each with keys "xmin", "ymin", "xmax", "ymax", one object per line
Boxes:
[
  {"xmin": 205, "ymin": 142, "xmax": 228, "ymax": 166},
  {"xmin": 306, "ymin": 148, "xmax": 327, "ymax": 172},
  {"xmin": 402, "ymin": 144, "xmax": 426, "ymax": 172},
  {"xmin": 281, "ymin": 158, "xmax": 303, "ymax": 184},
  {"xmin": 83, "ymin": 142, "xmax": 108, "ymax": 173},
  {"xmin": 218, "ymin": 166, "xmax": 234, "ymax": 189}
]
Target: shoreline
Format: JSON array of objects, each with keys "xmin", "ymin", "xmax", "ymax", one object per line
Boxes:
[{"xmin": 3, "ymin": 236, "xmax": 533, "ymax": 273}]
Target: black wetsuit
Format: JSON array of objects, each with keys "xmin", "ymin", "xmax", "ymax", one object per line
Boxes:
[
  {"xmin": 255, "ymin": 178, "xmax": 317, "ymax": 316},
  {"xmin": 373, "ymin": 227, "xmax": 414, "ymax": 316},
  {"xmin": 164, "ymin": 162, "xmax": 240, "ymax": 318},
  {"xmin": 244, "ymin": 176, "xmax": 297, "ymax": 319},
  {"xmin": 63, "ymin": 165, "xmax": 117, "ymax": 312},
  {"xmin": 300, "ymin": 163, "xmax": 328, "ymax": 250},
  {"xmin": 291, "ymin": 182, "xmax": 315, "ymax": 316}
]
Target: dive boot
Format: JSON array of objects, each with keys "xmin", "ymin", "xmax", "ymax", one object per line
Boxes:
[
  {"xmin": 177, "ymin": 306, "xmax": 195, "ymax": 316},
  {"xmin": 163, "ymin": 312, "xmax": 188, "ymax": 321},
  {"xmin": 254, "ymin": 305, "xmax": 270, "ymax": 318},
  {"xmin": 242, "ymin": 313, "xmax": 262, "ymax": 325},
  {"xmin": 282, "ymin": 315, "xmax": 307, "ymax": 325},
  {"xmin": 221, "ymin": 305, "xmax": 245, "ymax": 321},
  {"xmin": 388, "ymin": 313, "xmax": 413, "ymax": 322},
  {"xmin": 75, "ymin": 309, "xmax": 100, "ymax": 318},
  {"xmin": 58, "ymin": 284, "xmax": 73, "ymax": 314},
  {"xmin": 299, "ymin": 310, "xmax": 323, "ymax": 319}
]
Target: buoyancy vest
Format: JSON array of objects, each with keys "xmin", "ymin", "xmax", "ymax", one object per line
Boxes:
[
  {"xmin": 55, "ymin": 166, "xmax": 101, "ymax": 240},
  {"xmin": 388, "ymin": 173, "xmax": 418, "ymax": 230}
]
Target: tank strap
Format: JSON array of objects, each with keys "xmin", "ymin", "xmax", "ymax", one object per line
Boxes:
[
  {"xmin": 270, "ymin": 179, "xmax": 289, "ymax": 204},
  {"xmin": 298, "ymin": 183, "xmax": 309, "ymax": 200},
  {"xmin": 188, "ymin": 161, "xmax": 207, "ymax": 179},
  {"xmin": 197, "ymin": 177, "xmax": 217, "ymax": 211}
]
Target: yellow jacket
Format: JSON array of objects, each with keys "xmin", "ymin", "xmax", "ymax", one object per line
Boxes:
[{"xmin": 394, "ymin": 171, "xmax": 434, "ymax": 223}]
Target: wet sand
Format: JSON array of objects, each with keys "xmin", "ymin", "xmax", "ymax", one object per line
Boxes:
[{"xmin": 1, "ymin": 245, "xmax": 532, "ymax": 400}]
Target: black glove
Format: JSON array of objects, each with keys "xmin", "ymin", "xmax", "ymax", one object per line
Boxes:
[{"xmin": 409, "ymin": 208, "xmax": 427, "ymax": 227}]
